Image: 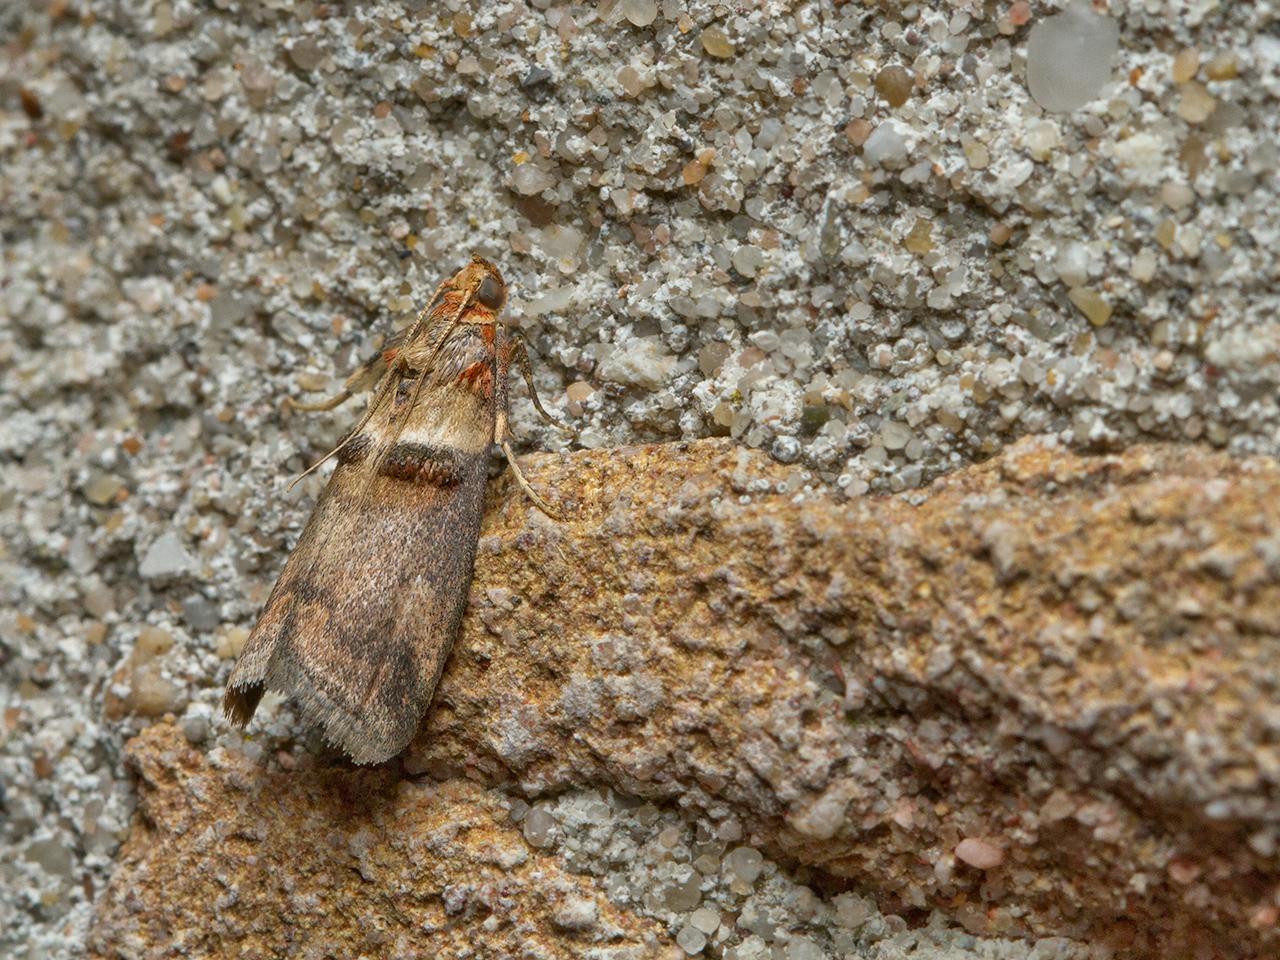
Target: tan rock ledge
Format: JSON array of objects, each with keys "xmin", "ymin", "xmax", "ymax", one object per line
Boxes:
[{"xmin": 90, "ymin": 438, "xmax": 1280, "ymax": 959}]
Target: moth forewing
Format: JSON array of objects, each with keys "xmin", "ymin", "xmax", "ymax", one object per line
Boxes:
[{"xmin": 224, "ymin": 256, "xmax": 563, "ymax": 764}]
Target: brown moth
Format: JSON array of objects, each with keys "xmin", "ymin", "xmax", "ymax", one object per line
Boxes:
[{"xmin": 224, "ymin": 255, "xmax": 565, "ymax": 764}]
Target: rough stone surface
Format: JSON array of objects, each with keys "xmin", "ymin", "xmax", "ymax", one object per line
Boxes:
[
  {"xmin": 86, "ymin": 725, "xmax": 1092, "ymax": 960},
  {"xmin": 2, "ymin": 0, "xmax": 1278, "ymax": 956},
  {"xmin": 87, "ymin": 438, "xmax": 1280, "ymax": 959},
  {"xmin": 87, "ymin": 726, "xmax": 673, "ymax": 960}
]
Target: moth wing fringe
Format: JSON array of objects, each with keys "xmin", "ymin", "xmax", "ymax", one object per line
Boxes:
[{"xmin": 223, "ymin": 634, "xmax": 414, "ymax": 766}]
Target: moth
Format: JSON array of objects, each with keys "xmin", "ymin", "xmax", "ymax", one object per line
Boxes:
[{"xmin": 224, "ymin": 255, "xmax": 565, "ymax": 764}]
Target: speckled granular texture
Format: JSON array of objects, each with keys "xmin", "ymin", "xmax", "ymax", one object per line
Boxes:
[
  {"xmin": 428, "ymin": 438, "xmax": 1280, "ymax": 958},
  {"xmin": 85, "ymin": 438, "xmax": 1280, "ymax": 959},
  {"xmin": 85, "ymin": 723, "xmax": 1089, "ymax": 960},
  {"xmin": 1, "ymin": 0, "xmax": 1278, "ymax": 957},
  {"xmin": 87, "ymin": 726, "xmax": 676, "ymax": 960}
]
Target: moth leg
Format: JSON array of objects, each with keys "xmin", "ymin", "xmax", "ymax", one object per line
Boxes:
[
  {"xmin": 286, "ymin": 389, "xmax": 352, "ymax": 413},
  {"xmin": 508, "ymin": 334, "xmax": 574, "ymax": 435},
  {"xmin": 500, "ymin": 438, "xmax": 563, "ymax": 521},
  {"xmin": 286, "ymin": 328, "xmax": 408, "ymax": 413},
  {"xmin": 288, "ymin": 370, "xmax": 401, "ymax": 491}
]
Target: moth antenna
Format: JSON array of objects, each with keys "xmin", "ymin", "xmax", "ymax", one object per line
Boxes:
[
  {"xmin": 286, "ymin": 272, "xmax": 462, "ymax": 493},
  {"xmin": 403, "ymin": 273, "xmax": 453, "ymax": 344},
  {"xmin": 286, "ymin": 375, "xmax": 398, "ymax": 492},
  {"xmin": 371, "ymin": 281, "xmax": 480, "ymax": 474},
  {"xmin": 396, "ymin": 315, "xmax": 457, "ymax": 436},
  {"xmin": 501, "ymin": 438, "xmax": 563, "ymax": 521}
]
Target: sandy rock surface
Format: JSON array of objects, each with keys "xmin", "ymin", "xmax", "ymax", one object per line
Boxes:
[
  {"xmin": 86, "ymin": 438, "xmax": 1280, "ymax": 959},
  {"xmin": 2, "ymin": 0, "xmax": 1278, "ymax": 956}
]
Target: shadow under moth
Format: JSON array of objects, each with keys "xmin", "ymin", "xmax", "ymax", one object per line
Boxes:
[{"xmin": 224, "ymin": 256, "xmax": 566, "ymax": 764}]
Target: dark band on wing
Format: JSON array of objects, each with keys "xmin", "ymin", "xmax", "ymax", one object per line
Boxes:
[
  {"xmin": 380, "ymin": 441, "xmax": 462, "ymax": 485},
  {"xmin": 336, "ymin": 432, "xmax": 373, "ymax": 465},
  {"xmin": 335, "ymin": 433, "xmax": 460, "ymax": 485}
]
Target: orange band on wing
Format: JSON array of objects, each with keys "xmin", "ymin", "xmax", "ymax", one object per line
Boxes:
[{"xmin": 458, "ymin": 360, "xmax": 493, "ymax": 395}]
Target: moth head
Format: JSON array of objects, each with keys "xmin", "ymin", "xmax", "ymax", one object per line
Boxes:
[{"xmin": 463, "ymin": 254, "xmax": 506, "ymax": 314}]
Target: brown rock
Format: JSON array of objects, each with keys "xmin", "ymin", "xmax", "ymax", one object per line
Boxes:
[
  {"xmin": 88, "ymin": 725, "xmax": 671, "ymax": 958},
  {"xmin": 91, "ymin": 438, "xmax": 1280, "ymax": 958},
  {"xmin": 874, "ymin": 64, "xmax": 914, "ymax": 108},
  {"xmin": 103, "ymin": 626, "xmax": 188, "ymax": 720}
]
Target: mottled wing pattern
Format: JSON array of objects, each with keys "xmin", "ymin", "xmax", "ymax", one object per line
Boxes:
[{"xmin": 225, "ymin": 325, "xmax": 497, "ymax": 764}]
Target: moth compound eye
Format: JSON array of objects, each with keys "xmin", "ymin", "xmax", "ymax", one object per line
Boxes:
[{"xmin": 475, "ymin": 275, "xmax": 505, "ymax": 310}]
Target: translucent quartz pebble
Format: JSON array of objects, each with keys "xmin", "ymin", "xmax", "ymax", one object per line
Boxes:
[{"xmin": 1026, "ymin": 0, "xmax": 1119, "ymax": 113}]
